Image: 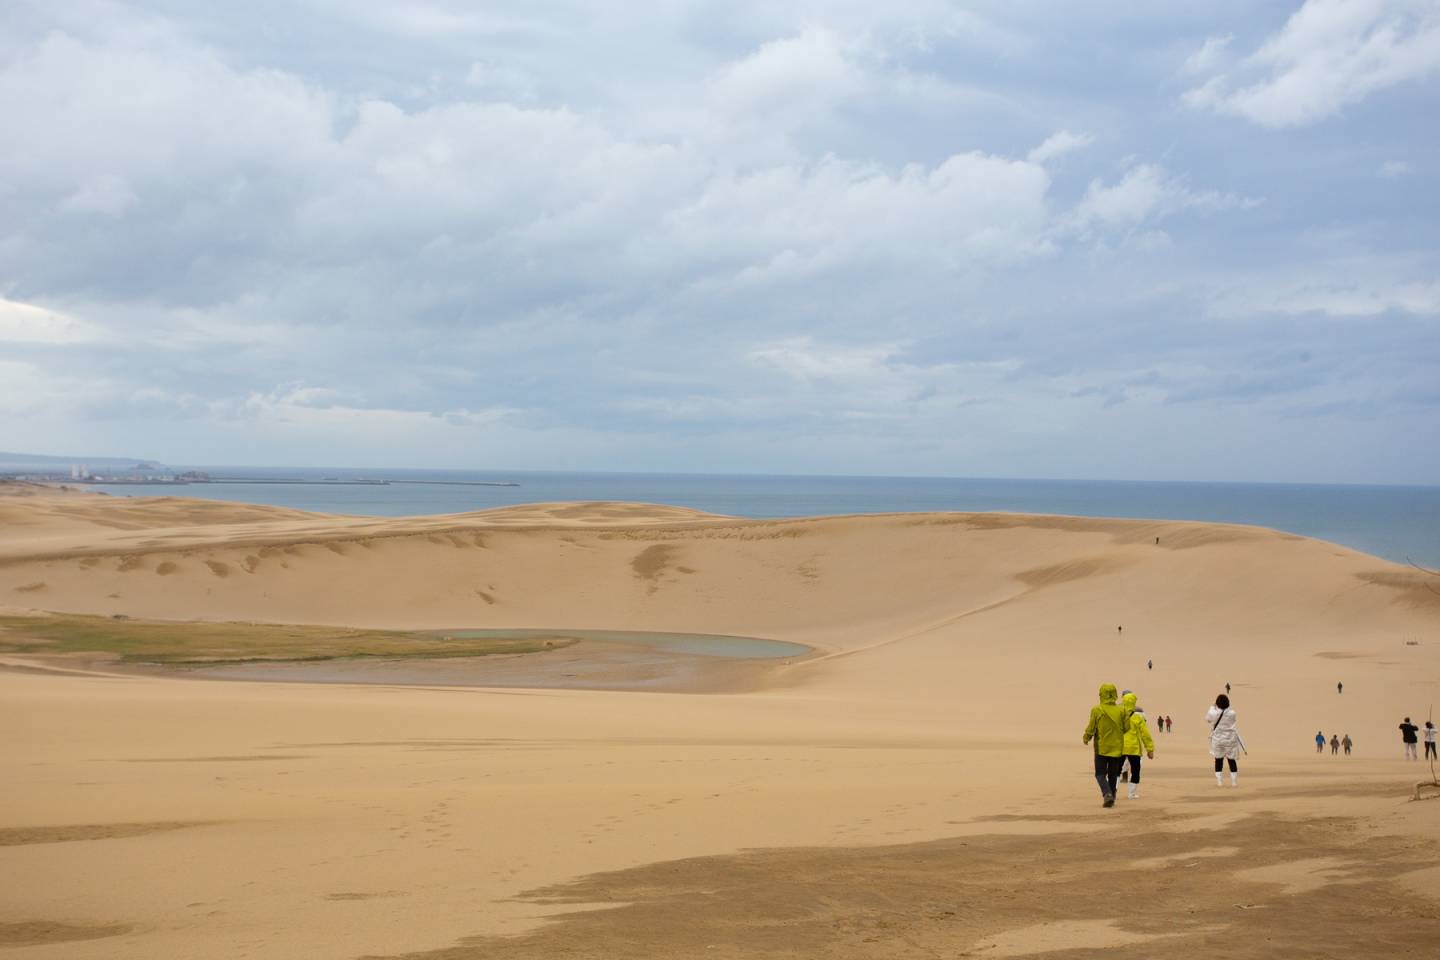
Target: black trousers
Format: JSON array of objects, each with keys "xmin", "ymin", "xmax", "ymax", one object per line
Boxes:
[
  {"xmin": 1426, "ymin": 742, "xmax": 1437, "ymax": 759},
  {"xmin": 1123, "ymin": 754, "xmax": 1142, "ymax": 783},
  {"xmin": 1214, "ymin": 757, "xmax": 1238, "ymax": 772},
  {"xmin": 1094, "ymin": 754, "xmax": 1123, "ymax": 798}
]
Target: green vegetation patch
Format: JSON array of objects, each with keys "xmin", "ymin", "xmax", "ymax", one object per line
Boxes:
[{"xmin": 0, "ymin": 614, "xmax": 577, "ymax": 665}]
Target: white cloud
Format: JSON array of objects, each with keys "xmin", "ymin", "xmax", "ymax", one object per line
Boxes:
[
  {"xmin": 707, "ymin": 28, "xmax": 864, "ymax": 142},
  {"xmin": 0, "ymin": 298, "xmax": 109, "ymax": 344},
  {"xmin": 1184, "ymin": 0, "xmax": 1440, "ymax": 127},
  {"xmin": 1027, "ymin": 130, "xmax": 1094, "ymax": 165},
  {"xmin": 1220, "ymin": 280, "xmax": 1440, "ymax": 318},
  {"xmin": 234, "ymin": 386, "xmax": 517, "ymax": 431},
  {"xmin": 1069, "ymin": 164, "xmax": 1259, "ymax": 234},
  {"xmin": 750, "ymin": 337, "xmax": 905, "ymax": 380},
  {"xmin": 465, "ymin": 59, "xmax": 537, "ymax": 101},
  {"xmin": 1073, "ymin": 165, "xmax": 1171, "ymax": 226},
  {"xmin": 1181, "ymin": 34, "xmax": 1234, "ymax": 76},
  {"xmin": 1378, "ymin": 159, "xmax": 1412, "ymax": 177}
]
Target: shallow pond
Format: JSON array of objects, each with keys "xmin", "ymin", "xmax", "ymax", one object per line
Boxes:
[{"xmin": 429, "ymin": 628, "xmax": 809, "ymax": 660}]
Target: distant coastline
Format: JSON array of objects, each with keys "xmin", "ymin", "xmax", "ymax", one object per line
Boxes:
[
  {"xmin": 65, "ymin": 477, "xmax": 521, "ymax": 488},
  {"xmin": 69, "ymin": 468, "xmax": 1440, "ymax": 569}
]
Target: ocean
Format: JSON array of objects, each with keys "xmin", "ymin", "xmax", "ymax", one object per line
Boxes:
[{"xmin": 88, "ymin": 468, "xmax": 1440, "ymax": 569}]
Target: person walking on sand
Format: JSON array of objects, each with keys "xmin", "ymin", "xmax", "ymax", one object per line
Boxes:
[
  {"xmin": 1166, "ymin": 716, "xmax": 1172, "ymax": 733},
  {"xmin": 1120, "ymin": 692, "xmax": 1156, "ymax": 799},
  {"xmin": 1118, "ymin": 688, "xmax": 1134, "ymax": 783},
  {"xmin": 1330, "ymin": 734, "xmax": 1340, "ymax": 755},
  {"xmin": 1400, "ymin": 717, "xmax": 1420, "ymax": 760},
  {"xmin": 1225, "ymin": 683, "xmax": 1231, "ymax": 694},
  {"xmin": 1337, "ymin": 681, "xmax": 1343, "ymax": 694},
  {"xmin": 1147, "ymin": 659, "xmax": 1153, "ymax": 671},
  {"xmin": 1315, "ymin": 730, "xmax": 1325, "ymax": 754},
  {"xmin": 1342, "ymin": 734, "xmax": 1352, "ymax": 756},
  {"xmin": 1083, "ymin": 683, "xmax": 1128, "ymax": 808},
  {"xmin": 1425, "ymin": 722, "xmax": 1437, "ymax": 761},
  {"xmin": 1206, "ymin": 694, "xmax": 1242, "ymax": 787}
]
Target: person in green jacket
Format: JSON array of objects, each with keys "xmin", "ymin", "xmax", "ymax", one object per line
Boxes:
[
  {"xmin": 1083, "ymin": 682, "xmax": 1128, "ymax": 807},
  {"xmin": 1120, "ymin": 692, "xmax": 1156, "ymax": 800}
]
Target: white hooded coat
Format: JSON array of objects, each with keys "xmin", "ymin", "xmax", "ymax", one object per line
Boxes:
[{"xmin": 1205, "ymin": 705, "xmax": 1240, "ymax": 760}]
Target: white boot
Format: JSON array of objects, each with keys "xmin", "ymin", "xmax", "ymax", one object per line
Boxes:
[
  {"xmin": 1128, "ymin": 782, "xmax": 1139, "ymax": 799},
  {"xmin": 1215, "ymin": 771, "xmax": 1224, "ymax": 786},
  {"xmin": 1230, "ymin": 771, "xmax": 1238, "ymax": 787}
]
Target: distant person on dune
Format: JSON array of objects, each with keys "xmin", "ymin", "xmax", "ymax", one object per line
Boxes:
[
  {"xmin": 1400, "ymin": 718, "xmax": 1419, "ymax": 760},
  {"xmin": 1337, "ymin": 681, "xmax": 1343, "ymax": 694},
  {"xmin": 1342, "ymin": 734, "xmax": 1352, "ymax": 755},
  {"xmin": 1330, "ymin": 734, "xmax": 1340, "ymax": 755},
  {"xmin": 1426, "ymin": 722, "xmax": 1437, "ymax": 760},
  {"xmin": 1315, "ymin": 730, "xmax": 1325, "ymax": 753},
  {"xmin": 1083, "ymin": 683, "xmax": 1128, "ymax": 808},
  {"xmin": 1120, "ymin": 692, "xmax": 1156, "ymax": 799},
  {"xmin": 1165, "ymin": 716, "xmax": 1172, "ymax": 733},
  {"xmin": 1206, "ymin": 694, "xmax": 1241, "ymax": 787}
]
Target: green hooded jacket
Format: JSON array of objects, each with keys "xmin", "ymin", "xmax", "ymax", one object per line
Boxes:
[
  {"xmin": 1083, "ymin": 683, "xmax": 1127, "ymax": 758},
  {"xmin": 1121, "ymin": 691, "xmax": 1156, "ymax": 756}
]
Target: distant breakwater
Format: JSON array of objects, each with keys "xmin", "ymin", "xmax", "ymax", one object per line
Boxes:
[{"xmin": 80, "ymin": 477, "xmax": 521, "ymax": 488}]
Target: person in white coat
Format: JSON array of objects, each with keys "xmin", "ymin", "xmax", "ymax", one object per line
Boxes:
[{"xmin": 1205, "ymin": 693, "xmax": 1241, "ymax": 786}]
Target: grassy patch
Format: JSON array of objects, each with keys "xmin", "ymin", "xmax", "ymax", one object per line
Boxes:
[{"xmin": 0, "ymin": 614, "xmax": 577, "ymax": 665}]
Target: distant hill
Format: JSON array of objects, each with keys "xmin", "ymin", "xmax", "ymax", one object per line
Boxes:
[{"xmin": 0, "ymin": 451, "xmax": 165, "ymax": 472}]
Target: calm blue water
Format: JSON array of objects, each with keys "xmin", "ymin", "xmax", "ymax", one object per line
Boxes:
[{"xmin": 90, "ymin": 468, "xmax": 1440, "ymax": 568}]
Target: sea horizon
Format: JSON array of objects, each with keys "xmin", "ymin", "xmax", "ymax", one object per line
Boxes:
[{"xmin": 86, "ymin": 466, "xmax": 1440, "ymax": 569}]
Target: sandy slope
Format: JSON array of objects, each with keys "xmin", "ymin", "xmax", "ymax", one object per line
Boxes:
[{"xmin": 2, "ymin": 486, "xmax": 1438, "ymax": 958}]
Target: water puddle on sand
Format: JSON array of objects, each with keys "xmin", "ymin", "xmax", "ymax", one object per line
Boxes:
[{"xmin": 428, "ymin": 628, "xmax": 809, "ymax": 660}]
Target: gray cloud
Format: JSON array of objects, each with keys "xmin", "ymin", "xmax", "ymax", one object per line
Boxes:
[{"xmin": 0, "ymin": 1, "xmax": 1437, "ymax": 483}]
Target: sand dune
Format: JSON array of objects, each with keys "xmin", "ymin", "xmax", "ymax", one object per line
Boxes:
[{"xmin": 2, "ymin": 486, "xmax": 1438, "ymax": 958}]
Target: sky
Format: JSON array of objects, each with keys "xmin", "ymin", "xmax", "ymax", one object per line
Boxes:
[{"xmin": 1, "ymin": 0, "xmax": 1438, "ymax": 483}]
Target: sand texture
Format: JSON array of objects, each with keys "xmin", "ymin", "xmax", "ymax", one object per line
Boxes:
[{"xmin": 2, "ymin": 485, "xmax": 1438, "ymax": 958}]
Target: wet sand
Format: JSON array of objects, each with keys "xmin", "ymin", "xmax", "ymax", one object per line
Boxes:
[{"xmin": 152, "ymin": 636, "xmax": 810, "ymax": 692}]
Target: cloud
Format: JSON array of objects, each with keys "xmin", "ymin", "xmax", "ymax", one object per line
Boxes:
[
  {"xmin": 1184, "ymin": 0, "xmax": 1440, "ymax": 127},
  {"xmin": 0, "ymin": 298, "xmax": 109, "ymax": 344},
  {"xmin": 750, "ymin": 337, "xmax": 905, "ymax": 380},
  {"xmin": 1378, "ymin": 158, "xmax": 1411, "ymax": 177},
  {"xmin": 59, "ymin": 175, "xmax": 139, "ymax": 217},
  {"xmin": 1217, "ymin": 280, "xmax": 1440, "ymax": 318},
  {"xmin": 1181, "ymin": 34, "xmax": 1234, "ymax": 76},
  {"xmin": 235, "ymin": 385, "xmax": 517, "ymax": 431},
  {"xmin": 1067, "ymin": 164, "xmax": 1258, "ymax": 235},
  {"xmin": 1027, "ymin": 130, "xmax": 1094, "ymax": 165},
  {"xmin": 0, "ymin": 4, "xmax": 1434, "ymax": 481},
  {"xmin": 710, "ymin": 28, "xmax": 862, "ymax": 124}
]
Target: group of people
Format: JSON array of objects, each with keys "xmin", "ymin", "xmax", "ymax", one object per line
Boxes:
[
  {"xmin": 1082, "ymin": 684, "xmax": 1159, "ymax": 807},
  {"xmin": 1315, "ymin": 719, "xmax": 1437, "ymax": 759},
  {"xmin": 1399, "ymin": 718, "xmax": 1438, "ymax": 760},
  {"xmin": 1083, "ymin": 684, "xmax": 1240, "ymax": 807},
  {"xmin": 1082, "ymin": 686, "xmax": 1436, "ymax": 807}
]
